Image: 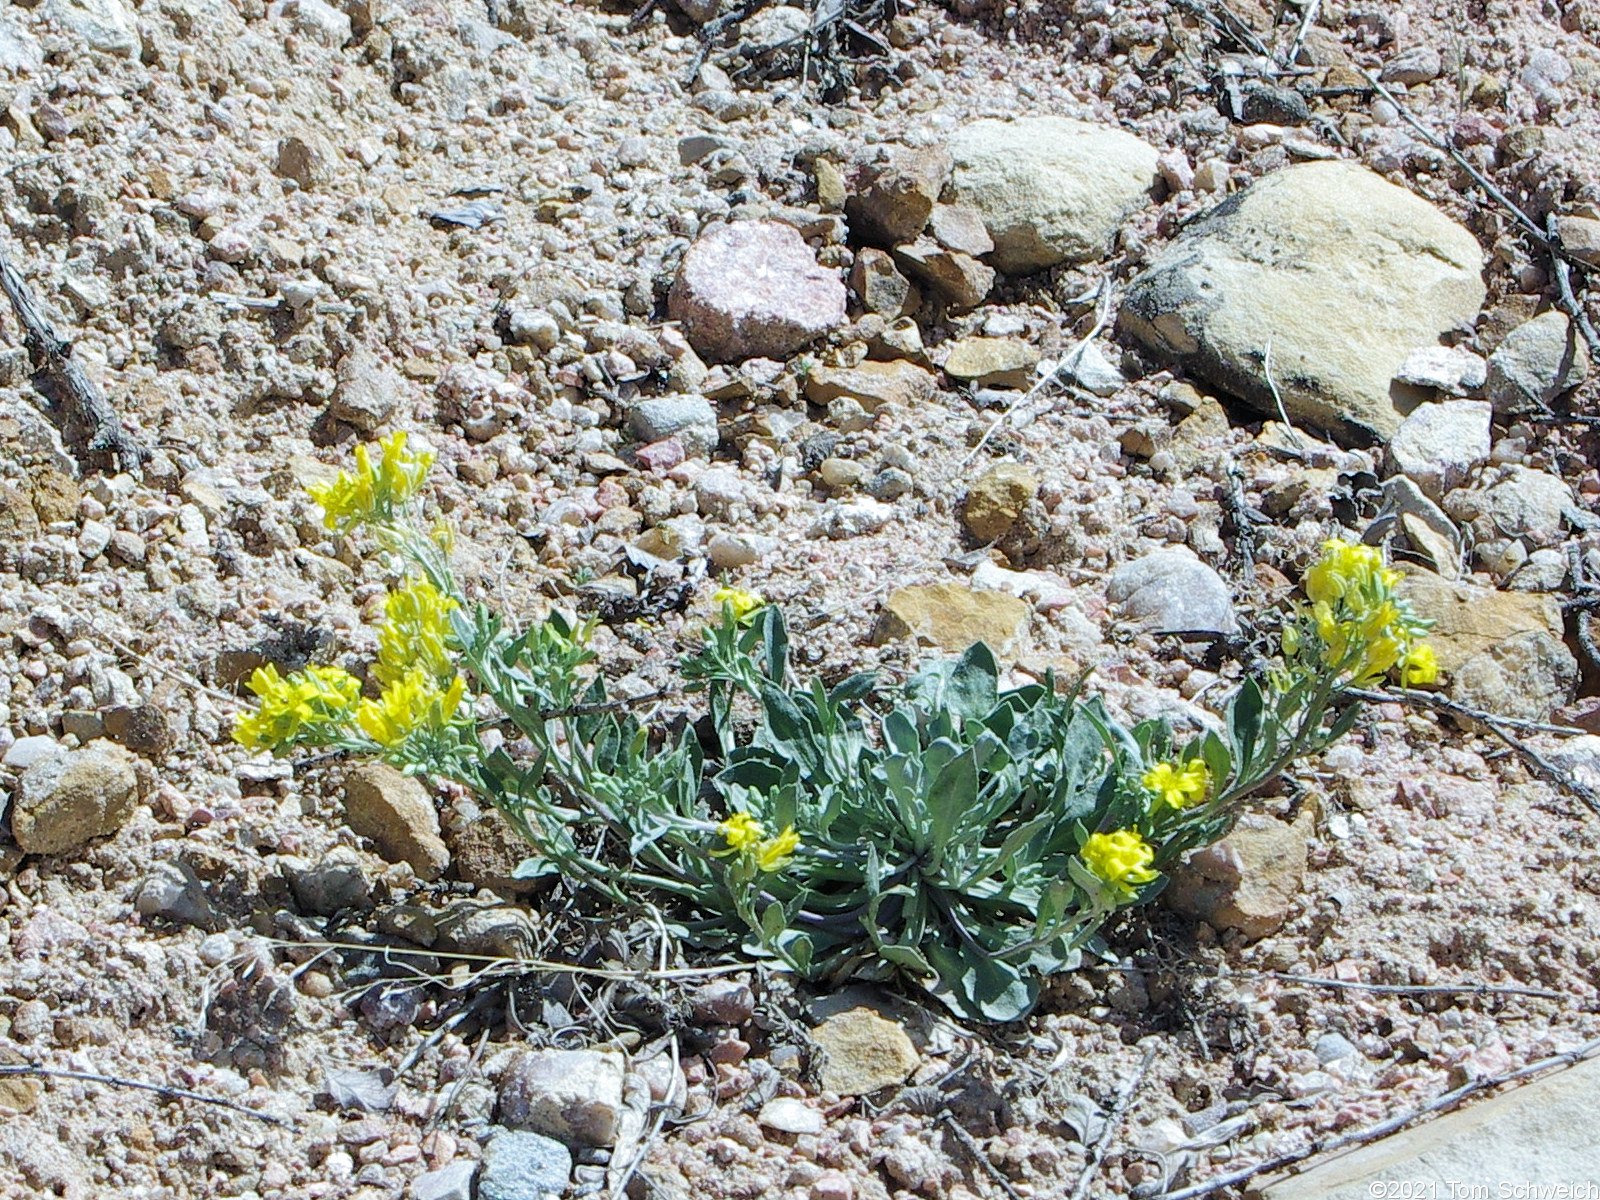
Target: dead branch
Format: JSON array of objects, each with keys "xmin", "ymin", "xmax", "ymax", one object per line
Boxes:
[
  {"xmin": 0, "ymin": 246, "xmax": 149, "ymax": 475},
  {"xmin": 0, "ymin": 1065, "xmax": 296, "ymax": 1128},
  {"xmin": 1263, "ymin": 973, "xmax": 1566, "ymax": 1001},
  {"xmin": 1070, "ymin": 1045, "xmax": 1157, "ymax": 1200}
]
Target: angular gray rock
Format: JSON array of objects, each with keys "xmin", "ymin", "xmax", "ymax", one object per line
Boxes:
[
  {"xmin": 667, "ymin": 221, "xmax": 846, "ymax": 362},
  {"xmin": 845, "ymin": 147, "xmax": 951, "ymax": 246},
  {"xmin": 1120, "ymin": 161, "xmax": 1486, "ymax": 445},
  {"xmin": 497, "ymin": 1048, "xmax": 626, "ymax": 1146},
  {"xmin": 1387, "ymin": 400, "xmax": 1492, "ymax": 501},
  {"xmin": 12, "ymin": 740, "xmax": 141, "ymax": 855},
  {"xmin": 329, "ymin": 347, "xmax": 401, "ymax": 432},
  {"xmin": 413, "ymin": 1160, "xmax": 477, "ymax": 1200},
  {"xmin": 479, "ymin": 1130, "xmax": 572, "ymax": 1200},
  {"xmin": 626, "ymin": 395, "xmax": 718, "ymax": 458},
  {"xmin": 945, "ymin": 117, "xmax": 1159, "ymax": 274},
  {"xmin": 1392, "ymin": 345, "xmax": 1487, "ymax": 392},
  {"xmin": 45, "ymin": 0, "xmax": 140, "ymax": 55},
  {"xmin": 1106, "ymin": 548, "xmax": 1239, "ymax": 636},
  {"xmin": 1451, "ymin": 464, "xmax": 1572, "ymax": 545},
  {"xmin": 1484, "ymin": 310, "xmax": 1591, "ymax": 414}
]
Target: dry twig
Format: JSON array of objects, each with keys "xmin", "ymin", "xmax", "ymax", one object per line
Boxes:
[
  {"xmin": 0, "ymin": 246, "xmax": 149, "ymax": 474},
  {"xmin": 1263, "ymin": 973, "xmax": 1565, "ymax": 1001},
  {"xmin": 0, "ymin": 1065, "xmax": 295, "ymax": 1128}
]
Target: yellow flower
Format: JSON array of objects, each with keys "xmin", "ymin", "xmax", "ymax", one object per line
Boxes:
[
  {"xmin": 308, "ymin": 431, "xmax": 435, "ymax": 533},
  {"xmin": 355, "ymin": 668, "xmax": 466, "ymax": 748},
  {"xmin": 715, "ymin": 812, "xmax": 765, "ymax": 855},
  {"xmin": 1142, "ymin": 759, "xmax": 1209, "ymax": 811},
  {"xmin": 377, "ymin": 576, "xmax": 458, "ymax": 685},
  {"xmin": 712, "ymin": 586, "xmax": 765, "ymax": 623},
  {"xmin": 233, "ymin": 664, "xmax": 361, "ymax": 752},
  {"xmin": 1080, "ymin": 829, "xmax": 1160, "ymax": 900},
  {"xmin": 755, "ymin": 825, "xmax": 800, "ymax": 872},
  {"xmin": 1297, "ymin": 540, "xmax": 1433, "ymax": 687},
  {"xmin": 1399, "ymin": 643, "xmax": 1439, "ymax": 687}
]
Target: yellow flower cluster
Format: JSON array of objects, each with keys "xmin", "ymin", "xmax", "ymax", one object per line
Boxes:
[
  {"xmin": 716, "ymin": 812, "xmax": 799, "ymax": 872},
  {"xmin": 1300, "ymin": 540, "xmax": 1437, "ymax": 687},
  {"xmin": 1080, "ymin": 829, "xmax": 1160, "ymax": 900},
  {"xmin": 713, "ymin": 586, "xmax": 765, "ymax": 624},
  {"xmin": 233, "ymin": 664, "xmax": 361, "ymax": 752},
  {"xmin": 308, "ymin": 431, "xmax": 434, "ymax": 534},
  {"xmin": 376, "ymin": 577, "xmax": 458, "ymax": 685},
  {"xmin": 1142, "ymin": 759, "xmax": 1209, "ymax": 811},
  {"xmin": 355, "ymin": 669, "xmax": 467, "ymax": 748}
]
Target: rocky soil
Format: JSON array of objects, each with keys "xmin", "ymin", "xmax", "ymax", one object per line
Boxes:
[{"xmin": 3, "ymin": 0, "xmax": 1600, "ymax": 1197}]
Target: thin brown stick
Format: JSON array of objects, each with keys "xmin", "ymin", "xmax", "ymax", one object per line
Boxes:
[
  {"xmin": 940, "ymin": 1111, "xmax": 1026, "ymax": 1200},
  {"xmin": 1070, "ymin": 1046, "xmax": 1157, "ymax": 1200},
  {"xmin": 0, "ymin": 246, "xmax": 149, "ymax": 474},
  {"xmin": 1263, "ymin": 973, "xmax": 1565, "ymax": 1001},
  {"xmin": 1341, "ymin": 686, "xmax": 1591, "ymax": 737},
  {"xmin": 0, "ymin": 1065, "xmax": 296, "ymax": 1128},
  {"xmin": 1150, "ymin": 1035, "xmax": 1600, "ymax": 1200}
]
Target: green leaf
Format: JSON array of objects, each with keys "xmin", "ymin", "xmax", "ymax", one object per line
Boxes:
[
  {"xmin": 757, "ymin": 606, "xmax": 789, "ymax": 686},
  {"xmin": 923, "ymin": 941, "xmax": 1039, "ymax": 1023}
]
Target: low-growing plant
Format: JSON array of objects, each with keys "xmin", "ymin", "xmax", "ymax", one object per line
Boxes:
[{"xmin": 237, "ymin": 436, "xmax": 1436, "ymax": 1022}]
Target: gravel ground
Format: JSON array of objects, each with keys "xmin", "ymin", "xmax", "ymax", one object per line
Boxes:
[{"xmin": 3, "ymin": 0, "xmax": 1600, "ymax": 1196}]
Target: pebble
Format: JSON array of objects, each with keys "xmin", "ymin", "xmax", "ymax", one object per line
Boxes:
[
  {"xmin": 821, "ymin": 498, "xmax": 895, "ymax": 539},
  {"xmin": 479, "ymin": 1131, "xmax": 572, "ymax": 1200},
  {"xmin": 1106, "ymin": 548, "xmax": 1239, "ymax": 637},
  {"xmin": 1484, "ymin": 311, "xmax": 1591, "ymax": 414},
  {"xmin": 343, "ymin": 763, "xmax": 451, "ymax": 881},
  {"xmin": 1393, "ymin": 345, "xmax": 1487, "ymax": 393},
  {"xmin": 706, "ymin": 532, "xmax": 776, "ymax": 568},
  {"xmin": 759, "ymin": 1097, "xmax": 825, "ymax": 1135},
  {"xmin": 282, "ymin": 849, "xmax": 374, "ymax": 916},
  {"xmin": 11, "ymin": 740, "xmax": 141, "ymax": 855},
  {"xmin": 497, "ymin": 1048, "xmax": 626, "ymax": 1146},
  {"xmin": 627, "ymin": 396, "xmax": 719, "ymax": 459},
  {"xmin": 667, "ymin": 221, "xmax": 846, "ymax": 362},
  {"xmin": 3, "ymin": 734, "xmax": 66, "ymax": 772},
  {"xmin": 689, "ymin": 980, "xmax": 756, "ymax": 1025},
  {"xmin": 962, "ymin": 463, "xmax": 1040, "ymax": 543},
  {"xmin": 134, "ymin": 860, "xmax": 221, "ymax": 929},
  {"xmin": 810, "ymin": 1007, "xmax": 920, "ymax": 1096},
  {"xmin": 45, "ymin": 0, "xmax": 140, "ymax": 55}
]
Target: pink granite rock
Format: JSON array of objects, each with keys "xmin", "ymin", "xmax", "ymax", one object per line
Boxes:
[{"xmin": 668, "ymin": 221, "xmax": 847, "ymax": 362}]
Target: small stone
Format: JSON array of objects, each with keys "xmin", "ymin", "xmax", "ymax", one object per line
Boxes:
[
  {"xmin": 1313, "ymin": 1032, "xmax": 1362, "ymax": 1066},
  {"xmin": 943, "ymin": 338, "xmax": 1040, "ymax": 389},
  {"xmin": 1555, "ymin": 215, "xmax": 1600, "ymax": 269},
  {"xmin": 329, "ymin": 347, "xmax": 401, "ymax": 432},
  {"xmin": 759, "ymin": 1097, "xmax": 825, "ymax": 1135},
  {"xmin": 1167, "ymin": 808, "xmax": 1315, "ymax": 939},
  {"xmin": 962, "ymin": 463, "xmax": 1040, "ymax": 542},
  {"xmin": 45, "ymin": 0, "xmax": 139, "ymax": 54},
  {"xmin": 1380, "ymin": 46, "xmax": 1443, "ymax": 85},
  {"xmin": 689, "ymin": 980, "xmax": 756, "ymax": 1026},
  {"xmin": 134, "ymin": 860, "xmax": 220, "ymax": 930},
  {"xmin": 1460, "ymin": 465, "xmax": 1572, "ymax": 545},
  {"xmin": 873, "ymin": 582, "xmax": 1031, "ymax": 655},
  {"xmin": 479, "ymin": 1130, "xmax": 573, "ymax": 1200},
  {"xmin": 276, "ymin": 132, "xmax": 335, "ymax": 190},
  {"xmin": 1106, "ymin": 548, "xmax": 1239, "ymax": 637},
  {"xmin": 1240, "ymin": 84, "xmax": 1310, "ymax": 125},
  {"xmin": 803, "ymin": 360, "xmax": 936, "ymax": 412},
  {"xmin": 1388, "ymin": 400, "xmax": 1492, "ymax": 500},
  {"xmin": 813, "ymin": 157, "xmax": 846, "ymax": 212},
  {"xmin": 433, "ymin": 902, "xmax": 538, "ymax": 958},
  {"xmin": 811, "ymin": 1172, "xmax": 854, "ymax": 1200},
  {"xmin": 946, "ymin": 117, "xmax": 1160, "ymax": 274},
  {"xmin": 891, "ymin": 240, "xmax": 995, "ymax": 311},
  {"xmin": 3, "ymin": 735, "xmax": 65, "ymax": 772},
  {"xmin": 284, "ymin": 0, "xmax": 351, "ymax": 45},
  {"xmin": 677, "ymin": 134, "xmax": 731, "ymax": 165},
  {"xmin": 810, "ymin": 1007, "xmax": 920, "ymax": 1096},
  {"xmin": 508, "ymin": 309, "xmax": 562, "ymax": 350},
  {"xmin": 30, "ymin": 469, "xmax": 81, "ymax": 524},
  {"xmin": 344, "ymin": 763, "xmax": 450, "ymax": 881},
  {"xmin": 1484, "ymin": 311, "xmax": 1590, "ymax": 414},
  {"xmin": 668, "ymin": 221, "xmax": 847, "ymax": 362},
  {"xmin": 1063, "ymin": 341, "xmax": 1125, "ymax": 396},
  {"xmin": 706, "ymin": 533, "xmax": 776, "ymax": 569},
  {"xmin": 498, "ymin": 1049, "xmax": 626, "ymax": 1146},
  {"xmin": 925, "ymin": 204, "xmax": 994, "ymax": 257},
  {"xmin": 447, "ymin": 808, "xmax": 545, "ymax": 897},
  {"xmin": 11, "ymin": 740, "xmax": 140, "ymax": 855},
  {"xmin": 414, "ymin": 1160, "xmax": 478, "ymax": 1200},
  {"xmin": 821, "ymin": 498, "xmax": 896, "ymax": 539},
  {"xmin": 849, "ymin": 248, "xmax": 920, "ymax": 320},
  {"xmin": 627, "ymin": 396, "xmax": 719, "ymax": 458},
  {"xmin": 77, "ymin": 519, "xmax": 112, "ymax": 560},
  {"xmin": 845, "ymin": 147, "xmax": 951, "ymax": 246},
  {"xmin": 1393, "ymin": 346, "xmax": 1488, "ymax": 393},
  {"xmin": 12, "ymin": 999, "xmax": 52, "ymax": 1043},
  {"xmin": 1193, "ymin": 159, "xmax": 1230, "ymax": 193},
  {"xmin": 1451, "ymin": 631, "xmax": 1577, "ymax": 723},
  {"xmin": 283, "ymin": 849, "xmax": 373, "ymax": 916},
  {"xmin": 819, "ymin": 457, "xmax": 867, "ymax": 489}
]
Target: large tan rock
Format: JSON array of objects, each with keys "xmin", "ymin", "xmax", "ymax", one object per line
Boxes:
[
  {"xmin": 1120, "ymin": 161, "xmax": 1486, "ymax": 445},
  {"xmin": 1397, "ymin": 569, "xmax": 1564, "ymax": 672},
  {"xmin": 873, "ymin": 583, "xmax": 1031, "ymax": 655},
  {"xmin": 962, "ymin": 463, "xmax": 1040, "ymax": 542},
  {"xmin": 343, "ymin": 763, "xmax": 450, "ymax": 881},
  {"xmin": 946, "ymin": 117, "xmax": 1160, "ymax": 274},
  {"xmin": 11, "ymin": 741, "xmax": 141, "ymax": 856},
  {"xmin": 811, "ymin": 1008, "xmax": 920, "ymax": 1096},
  {"xmin": 1167, "ymin": 808, "xmax": 1315, "ymax": 940},
  {"xmin": 803, "ymin": 360, "xmax": 937, "ymax": 412}
]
